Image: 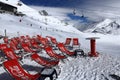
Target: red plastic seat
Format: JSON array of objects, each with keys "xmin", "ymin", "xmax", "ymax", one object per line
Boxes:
[
  {"xmin": 57, "ymin": 43, "xmax": 75, "ymax": 56},
  {"xmin": 3, "ymin": 48, "xmax": 21, "ymax": 60},
  {"xmin": 31, "ymin": 53, "xmax": 59, "ymax": 67},
  {"xmin": 45, "ymin": 47, "xmax": 66, "ymax": 59},
  {"xmin": 3, "ymin": 59, "xmax": 40, "ymax": 80}
]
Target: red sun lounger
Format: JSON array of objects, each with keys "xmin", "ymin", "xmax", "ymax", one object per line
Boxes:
[
  {"xmin": 72, "ymin": 38, "xmax": 80, "ymax": 49},
  {"xmin": 64, "ymin": 38, "xmax": 72, "ymax": 46},
  {"xmin": 9, "ymin": 41, "xmax": 20, "ymax": 50},
  {"xmin": 31, "ymin": 53, "xmax": 59, "ymax": 67},
  {"xmin": 21, "ymin": 43, "xmax": 36, "ymax": 53},
  {"xmin": 51, "ymin": 38, "xmax": 58, "ymax": 45},
  {"xmin": 45, "ymin": 47, "xmax": 66, "ymax": 59},
  {"xmin": 3, "ymin": 59, "xmax": 40, "ymax": 80},
  {"xmin": 57, "ymin": 43, "xmax": 75, "ymax": 56},
  {"xmin": 3, "ymin": 48, "xmax": 21, "ymax": 60},
  {"xmin": 0, "ymin": 43, "xmax": 8, "ymax": 51},
  {"xmin": 31, "ymin": 41, "xmax": 43, "ymax": 51},
  {"xmin": 3, "ymin": 37, "xmax": 9, "ymax": 43}
]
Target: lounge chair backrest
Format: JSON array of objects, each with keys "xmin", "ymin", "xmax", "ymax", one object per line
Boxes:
[
  {"xmin": 3, "ymin": 37, "xmax": 9, "ymax": 43},
  {"xmin": 0, "ymin": 43, "xmax": 8, "ymax": 50},
  {"xmin": 64, "ymin": 38, "xmax": 71, "ymax": 45},
  {"xmin": 22, "ymin": 43, "xmax": 32, "ymax": 53},
  {"xmin": 3, "ymin": 48, "xmax": 19, "ymax": 60},
  {"xmin": 9, "ymin": 41, "xmax": 18, "ymax": 50},
  {"xmin": 45, "ymin": 47, "xmax": 66, "ymax": 59},
  {"xmin": 51, "ymin": 38, "xmax": 57, "ymax": 44},
  {"xmin": 31, "ymin": 53, "xmax": 59, "ymax": 67},
  {"xmin": 26, "ymin": 35, "xmax": 31, "ymax": 40},
  {"xmin": 57, "ymin": 43, "xmax": 67, "ymax": 52},
  {"xmin": 57, "ymin": 43, "xmax": 75, "ymax": 56},
  {"xmin": 45, "ymin": 47, "xmax": 54, "ymax": 56},
  {"xmin": 73, "ymin": 38, "xmax": 79, "ymax": 45},
  {"xmin": 11, "ymin": 39, "xmax": 18, "ymax": 46},
  {"xmin": 3, "ymin": 59, "xmax": 40, "ymax": 80},
  {"xmin": 31, "ymin": 42, "xmax": 40, "ymax": 49}
]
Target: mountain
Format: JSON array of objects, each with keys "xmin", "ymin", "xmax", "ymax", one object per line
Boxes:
[
  {"xmin": 0, "ymin": 0, "xmax": 81, "ymax": 34},
  {"xmin": 85, "ymin": 19, "xmax": 120, "ymax": 35}
]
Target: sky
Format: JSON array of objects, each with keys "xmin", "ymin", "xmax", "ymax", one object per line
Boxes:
[
  {"xmin": 20, "ymin": 0, "xmax": 120, "ymax": 8},
  {"xmin": 21, "ymin": 0, "xmax": 120, "ymax": 16}
]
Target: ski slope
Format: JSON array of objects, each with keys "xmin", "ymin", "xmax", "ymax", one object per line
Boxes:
[{"xmin": 0, "ymin": 0, "xmax": 120, "ymax": 80}]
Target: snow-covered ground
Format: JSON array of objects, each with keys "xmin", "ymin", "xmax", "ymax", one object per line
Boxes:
[{"xmin": 0, "ymin": 0, "xmax": 120, "ymax": 80}]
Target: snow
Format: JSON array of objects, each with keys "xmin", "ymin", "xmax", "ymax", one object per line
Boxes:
[
  {"xmin": 0, "ymin": 0, "xmax": 120, "ymax": 80},
  {"xmin": 57, "ymin": 54, "xmax": 120, "ymax": 80}
]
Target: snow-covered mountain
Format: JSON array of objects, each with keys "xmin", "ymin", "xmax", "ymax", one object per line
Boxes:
[
  {"xmin": 85, "ymin": 19, "xmax": 120, "ymax": 35},
  {"xmin": 0, "ymin": 0, "xmax": 81, "ymax": 35}
]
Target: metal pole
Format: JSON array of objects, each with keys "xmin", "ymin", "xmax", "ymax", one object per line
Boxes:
[
  {"xmin": 90, "ymin": 39, "xmax": 97, "ymax": 57},
  {"xmin": 86, "ymin": 37, "xmax": 99, "ymax": 57},
  {"xmin": 5, "ymin": 29, "xmax": 6, "ymax": 37}
]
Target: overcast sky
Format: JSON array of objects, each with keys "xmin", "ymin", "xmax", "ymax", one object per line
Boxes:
[
  {"xmin": 21, "ymin": 0, "xmax": 120, "ymax": 8},
  {"xmin": 21, "ymin": 0, "xmax": 120, "ymax": 18}
]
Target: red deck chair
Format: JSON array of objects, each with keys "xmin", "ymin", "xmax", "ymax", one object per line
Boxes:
[
  {"xmin": 45, "ymin": 47, "xmax": 66, "ymax": 59},
  {"xmin": 50, "ymin": 37, "xmax": 58, "ymax": 45},
  {"xmin": 15, "ymin": 37, "xmax": 21, "ymax": 43},
  {"xmin": 9, "ymin": 41, "xmax": 19, "ymax": 50},
  {"xmin": 3, "ymin": 59, "xmax": 40, "ymax": 80},
  {"xmin": 19, "ymin": 36, "xmax": 26, "ymax": 42},
  {"xmin": 3, "ymin": 37, "xmax": 9, "ymax": 43},
  {"xmin": 3, "ymin": 48, "xmax": 21, "ymax": 60},
  {"xmin": 72, "ymin": 38, "xmax": 80, "ymax": 49},
  {"xmin": 11, "ymin": 38, "xmax": 18, "ymax": 46},
  {"xmin": 57, "ymin": 43, "xmax": 75, "ymax": 56},
  {"xmin": 20, "ymin": 36, "xmax": 25, "ymax": 40},
  {"xmin": 26, "ymin": 35, "xmax": 31, "ymax": 40},
  {"xmin": 0, "ymin": 43, "xmax": 8, "ymax": 51},
  {"xmin": 31, "ymin": 53, "xmax": 59, "ymax": 67},
  {"xmin": 37, "ymin": 35, "xmax": 42, "ymax": 39},
  {"xmin": 21, "ymin": 43, "xmax": 35, "ymax": 53},
  {"xmin": 64, "ymin": 38, "xmax": 72, "ymax": 46},
  {"xmin": 39, "ymin": 38, "xmax": 50, "ymax": 48},
  {"xmin": 31, "ymin": 41, "xmax": 43, "ymax": 50}
]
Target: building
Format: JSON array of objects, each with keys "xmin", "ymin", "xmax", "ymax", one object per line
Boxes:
[{"xmin": 0, "ymin": 1, "xmax": 17, "ymax": 14}]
